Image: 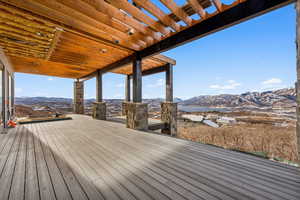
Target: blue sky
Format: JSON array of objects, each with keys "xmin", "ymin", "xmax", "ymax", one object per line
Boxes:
[{"xmin": 15, "ymin": 4, "xmax": 296, "ymax": 100}]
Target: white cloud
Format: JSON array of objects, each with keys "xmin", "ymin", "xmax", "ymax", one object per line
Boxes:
[
  {"xmin": 262, "ymin": 78, "xmax": 282, "ymax": 85},
  {"xmin": 116, "ymin": 83, "xmax": 124, "ymax": 88},
  {"xmin": 260, "ymin": 78, "xmax": 285, "ymax": 91},
  {"xmin": 209, "ymin": 80, "xmax": 241, "ymax": 90},
  {"xmin": 47, "ymin": 77, "xmax": 54, "ymax": 81},
  {"xmin": 147, "ymin": 78, "xmax": 164, "ymax": 88}
]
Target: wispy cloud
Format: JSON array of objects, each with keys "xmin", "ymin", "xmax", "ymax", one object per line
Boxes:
[
  {"xmin": 262, "ymin": 78, "xmax": 282, "ymax": 85},
  {"xmin": 209, "ymin": 80, "xmax": 241, "ymax": 90},
  {"xmin": 260, "ymin": 78, "xmax": 286, "ymax": 90},
  {"xmin": 116, "ymin": 83, "xmax": 124, "ymax": 88},
  {"xmin": 47, "ymin": 77, "xmax": 54, "ymax": 81},
  {"xmin": 147, "ymin": 78, "xmax": 164, "ymax": 88}
]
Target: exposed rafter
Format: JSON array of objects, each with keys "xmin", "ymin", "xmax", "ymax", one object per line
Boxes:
[
  {"xmin": 45, "ymin": 29, "xmax": 62, "ymax": 60},
  {"xmin": 187, "ymin": 0, "xmax": 208, "ymax": 19},
  {"xmin": 159, "ymin": 0, "xmax": 193, "ymax": 26},
  {"xmin": 133, "ymin": 0, "xmax": 181, "ymax": 32},
  {"xmin": 107, "ymin": 0, "xmax": 169, "ymax": 36}
]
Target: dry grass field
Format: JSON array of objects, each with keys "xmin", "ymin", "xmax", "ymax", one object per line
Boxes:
[{"xmin": 178, "ymin": 113, "xmax": 298, "ymax": 162}]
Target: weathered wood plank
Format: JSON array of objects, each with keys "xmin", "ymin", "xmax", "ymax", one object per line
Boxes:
[
  {"xmin": 35, "ymin": 123, "xmax": 72, "ymax": 200},
  {"xmin": 25, "ymin": 124, "xmax": 40, "ymax": 200},
  {"xmin": 0, "ymin": 126, "xmax": 23, "ymax": 199},
  {"xmin": 9, "ymin": 126, "xmax": 28, "ymax": 200},
  {"xmin": 38, "ymin": 123, "xmax": 89, "ymax": 200},
  {"xmin": 31, "ymin": 122, "xmax": 56, "ymax": 200},
  {"xmin": 5, "ymin": 115, "xmax": 300, "ymax": 200}
]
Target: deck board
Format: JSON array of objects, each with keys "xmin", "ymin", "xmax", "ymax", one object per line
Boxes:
[{"xmin": 1, "ymin": 114, "xmax": 300, "ymax": 200}]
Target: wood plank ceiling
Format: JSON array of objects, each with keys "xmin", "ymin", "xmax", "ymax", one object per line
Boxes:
[{"xmin": 0, "ymin": 0, "xmax": 246, "ymax": 78}]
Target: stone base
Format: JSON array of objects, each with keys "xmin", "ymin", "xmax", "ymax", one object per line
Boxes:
[
  {"xmin": 126, "ymin": 103, "xmax": 148, "ymax": 130},
  {"xmin": 92, "ymin": 102, "xmax": 106, "ymax": 120},
  {"xmin": 161, "ymin": 102, "xmax": 177, "ymax": 136},
  {"xmin": 122, "ymin": 102, "xmax": 129, "ymax": 116}
]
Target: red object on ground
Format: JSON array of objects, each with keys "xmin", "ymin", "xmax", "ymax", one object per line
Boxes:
[{"xmin": 7, "ymin": 120, "xmax": 17, "ymax": 128}]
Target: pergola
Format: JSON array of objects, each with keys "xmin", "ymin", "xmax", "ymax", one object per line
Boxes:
[{"xmin": 0, "ymin": 0, "xmax": 299, "ymax": 158}]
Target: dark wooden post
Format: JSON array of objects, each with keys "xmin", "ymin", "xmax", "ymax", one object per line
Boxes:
[
  {"xmin": 132, "ymin": 55, "xmax": 142, "ymax": 102},
  {"xmin": 93, "ymin": 70, "xmax": 106, "ymax": 120},
  {"xmin": 166, "ymin": 64, "xmax": 173, "ymax": 102},
  {"xmin": 296, "ymin": 0, "xmax": 300, "ymax": 162},
  {"xmin": 126, "ymin": 55, "xmax": 148, "ymax": 130},
  {"xmin": 125, "ymin": 75, "xmax": 131, "ymax": 102},
  {"xmin": 96, "ymin": 70, "xmax": 102, "ymax": 102}
]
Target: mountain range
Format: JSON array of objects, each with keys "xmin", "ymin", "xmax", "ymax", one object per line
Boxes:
[{"xmin": 16, "ymin": 88, "xmax": 296, "ymax": 108}]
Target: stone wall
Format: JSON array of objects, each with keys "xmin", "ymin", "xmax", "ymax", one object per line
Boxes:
[
  {"xmin": 126, "ymin": 102, "xmax": 148, "ymax": 130},
  {"xmin": 73, "ymin": 81, "xmax": 84, "ymax": 114},
  {"xmin": 92, "ymin": 102, "xmax": 106, "ymax": 120},
  {"xmin": 161, "ymin": 102, "xmax": 177, "ymax": 136}
]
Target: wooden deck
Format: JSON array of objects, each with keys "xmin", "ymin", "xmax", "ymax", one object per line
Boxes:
[{"xmin": 0, "ymin": 114, "xmax": 299, "ymax": 200}]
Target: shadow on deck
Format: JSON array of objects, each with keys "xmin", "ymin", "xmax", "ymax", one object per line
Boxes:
[{"xmin": 0, "ymin": 114, "xmax": 299, "ymax": 200}]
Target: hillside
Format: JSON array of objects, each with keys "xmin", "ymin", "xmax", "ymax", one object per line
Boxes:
[{"xmin": 181, "ymin": 88, "xmax": 296, "ymax": 108}]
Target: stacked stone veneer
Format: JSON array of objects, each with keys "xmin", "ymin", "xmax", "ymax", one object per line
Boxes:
[
  {"xmin": 73, "ymin": 81, "xmax": 84, "ymax": 114},
  {"xmin": 126, "ymin": 102, "xmax": 148, "ymax": 130},
  {"xmin": 122, "ymin": 102, "xmax": 129, "ymax": 116},
  {"xmin": 92, "ymin": 102, "xmax": 106, "ymax": 120},
  {"xmin": 161, "ymin": 102, "xmax": 177, "ymax": 136}
]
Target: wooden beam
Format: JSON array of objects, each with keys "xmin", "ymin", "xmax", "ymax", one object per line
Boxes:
[
  {"xmin": 159, "ymin": 0, "xmax": 193, "ymax": 26},
  {"xmin": 30, "ymin": 0, "xmax": 141, "ymax": 50},
  {"xmin": 139, "ymin": 0, "xmax": 294, "ymax": 58},
  {"xmin": 81, "ymin": 0, "xmax": 157, "ymax": 43},
  {"xmin": 78, "ymin": 55, "xmax": 135, "ymax": 81},
  {"xmin": 132, "ymin": 55, "xmax": 142, "ymax": 102},
  {"xmin": 187, "ymin": 0, "xmax": 208, "ymax": 19},
  {"xmin": 152, "ymin": 54, "xmax": 176, "ymax": 65},
  {"xmin": 2, "ymin": 0, "xmax": 139, "ymax": 51},
  {"xmin": 57, "ymin": 0, "xmax": 148, "ymax": 47},
  {"xmin": 108, "ymin": 0, "xmax": 169, "ymax": 36},
  {"xmin": 133, "ymin": 0, "xmax": 181, "ymax": 32},
  {"xmin": 212, "ymin": 0, "xmax": 224, "ymax": 12},
  {"xmin": 45, "ymin": 29, "xmax": 61, "ymax": 60}
]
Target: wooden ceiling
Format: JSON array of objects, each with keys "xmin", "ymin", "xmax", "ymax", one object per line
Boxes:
[{"xmin": 0, "ymin": 0, "xmax": 248, "ymax": 79}]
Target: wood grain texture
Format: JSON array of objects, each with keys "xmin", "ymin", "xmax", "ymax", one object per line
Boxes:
[{"xmin": 0, "ymin": 114, "xmax": 299, "ymax": 200}]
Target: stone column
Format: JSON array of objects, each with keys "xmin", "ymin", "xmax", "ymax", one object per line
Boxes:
[
  {"xmin": 92, "ymin": 102, "xmax": 106, "ymax": 120},
  {"xmin": 161, "ymin": 102, "xmax": 177, "ymax": 136},
  {"xmin": 126, "ymin": 102, "xmax": 148, "ymax": 130},
  {"xmin": 126, "ymin": 55, "xmax": 148, "ymax": 130},
  {"xmin": 122, "ymin": 102, "xmax": 129, "ymax": 116},
  {"xmin": 296, "ymin": 0, "xmax": 300, "ymax": 161},
  {"xmin": 93, "ymin": 71, "xmax": 106, "ymax": 120},
  {"xmin": 161, "ymin": 64, "xmax": 177, "ymax": 136},
  {"xmin": 73, "ymin": 81, "xmax": 84, "ymax": 114}
]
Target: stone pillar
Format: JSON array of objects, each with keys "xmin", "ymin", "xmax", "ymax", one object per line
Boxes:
[
  {"xmin": 296, "ymin": 0, "xmax": 300, "ymax": 161},
  {"xmin": 92, "ymin": 102, "xmax": 106, "ymax": 120},
  {"xmin": 122, "ymin": 101, "xmax": 129, "ymax": 116},
  {"xmin": 126, "ymin": 55, "xmax": 148, "ymax": 130},
  {"xmin": 126, "ymin": 102, "xmax": 148, "ymax": 130},
  {"xmin": 161, "ymin": 102, "xmax": 177, "ymax": 136},
  {"xmin": 93, "ymin": 71, "xmax": 106, "ymax": 120},
  {"xmin": 73, "ymin": 81, "xmax": 84, "ymax": 114}
]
